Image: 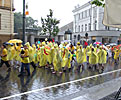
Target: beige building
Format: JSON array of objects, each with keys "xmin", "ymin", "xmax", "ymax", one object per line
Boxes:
[{"xmin": 0, "ymin": 0, "xmax": 14, "ymax": 45}]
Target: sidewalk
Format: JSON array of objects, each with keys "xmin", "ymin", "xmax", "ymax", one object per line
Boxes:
[{"xmin": 57, "ymin": 77, "xmax": 121, "ymax": 100}]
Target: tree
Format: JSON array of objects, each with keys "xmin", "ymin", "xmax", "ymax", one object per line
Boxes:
[
  {"xmin": 91, "ymin": 0, "xmax": 105, "ymax": 7},
  {"xmin": 41, "ymin": 9, "xmax": 60, "ymax": 39},
  {"xmin": 14, "ymin": 12, "xmax": 40, "ymax": 33}
]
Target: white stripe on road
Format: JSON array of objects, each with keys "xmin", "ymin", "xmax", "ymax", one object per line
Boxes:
[{"xmin": 1, "ymin": 68, "xmax": 121, "ymax": 100}]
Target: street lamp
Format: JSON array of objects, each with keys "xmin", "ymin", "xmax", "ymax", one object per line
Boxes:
[{"xmin": 23, "ymin": 0, "xmax": 25, "ymax": 44}]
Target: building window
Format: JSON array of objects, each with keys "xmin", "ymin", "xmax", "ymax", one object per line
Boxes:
[
  {"xmin": 80, "ymin": 13, "xmax": 82, "ymax": 19},
  {"xmin": 81, "ymin": 25, "xmax": 83, "ymax": 32},
  {"xmin": 105, "ymin": 26, "xmax": 109, "ymax": 30},
  {"xmin": 85, "ymin": 10, "xmax": 87, "ymax": 18},
  {"xmin": 78, "ymin": 34, "xmax": 80, "ymax": 40},
  {"xmin": 85, "ymin": 24, "xmax": 87, "ymax": 31},
  {"xmin": 0, "ymin": 14, "xmax": 1, "ymax": 30},
  {"xmin": 88, "ymin": 23, "xmax": 91, "ymax": 31},
  {"xmin": 82, "ymin": 12, "xmax": 84, "ymax": 19},
  {"xmin": 74, "ymin": 35, "xmax": 76, "ymax": 39},
  {"xmin": 78, "ymin": 25, "xmax": 80, "ymax": 32}
]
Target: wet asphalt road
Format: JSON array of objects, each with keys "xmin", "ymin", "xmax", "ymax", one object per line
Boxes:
[{"xmin": 0, "ymin": 59, "xmax": 121, "ymax": 100}]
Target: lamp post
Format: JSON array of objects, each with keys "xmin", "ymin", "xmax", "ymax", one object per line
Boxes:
[{"xmin": 23, "ymin": 0, "xmax": 25, "ymax": 44}]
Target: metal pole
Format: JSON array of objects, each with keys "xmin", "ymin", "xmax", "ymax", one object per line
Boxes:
[{"xmin": 23, "ymin": 0, "xmax": 25, "ymax": 44}]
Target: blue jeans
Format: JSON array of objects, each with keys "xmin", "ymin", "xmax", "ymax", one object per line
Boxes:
[{"xmin": 21, "ymin": 63, "xmax": 30, "ymax": 75}]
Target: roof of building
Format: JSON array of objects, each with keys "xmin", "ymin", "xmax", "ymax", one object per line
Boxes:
[
  {"xmin": 72, "ymin": 2, "xmax": 90, "ymax": 13},
  {"xmin": 58, "ymin": 21, "xmax": 73, "ymax": 35}
]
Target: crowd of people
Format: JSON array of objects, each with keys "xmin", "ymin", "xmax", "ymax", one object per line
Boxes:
[{"xmin": 0, "ymin": 39, "xmax": 121, "ymax": 77}]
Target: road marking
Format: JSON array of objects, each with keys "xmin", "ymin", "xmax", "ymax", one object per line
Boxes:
[{"xmin": 1, "ymin": 68, "xmax": 121, "ymax": 100}]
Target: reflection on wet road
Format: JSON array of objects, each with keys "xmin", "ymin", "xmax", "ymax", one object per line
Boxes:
[{"xmin": 0, "ymin": 60, "xmax": 121, "ymax": 99}]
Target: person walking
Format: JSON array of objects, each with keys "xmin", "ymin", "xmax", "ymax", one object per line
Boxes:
[
  {"xmin": 18, "ymin": 45, "xmax": 30, "ymax": 77},
  {"xmin": 0, "ymin": 44, "xmax": 11, "ymax": 72}
]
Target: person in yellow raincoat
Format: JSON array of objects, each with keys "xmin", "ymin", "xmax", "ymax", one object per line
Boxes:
[
  {"xmin": 0, "ymin": 44, "xmax": 11, "ymax": 72},
  {"xmin": 18, "ymin": 44, "xmax": 30, "ymax": 77},
  {"xmin": 53, "ymin": 46, "xmax": 62, "ymax": 74},
  {"xmin": 14, "ymin": 43, "xmax": 22, "ymax": 68},
  {"xmin": 76, "ymin": 46, "xmax": 86, "ymax": 71},
  {"xmin": 61, "ymin": 47, "xmax": 72, "ymax": 72},
  {"xmin": 114, "ymin": 49, "xmax": 120, "ymax": 64},
  {"xmin": 97, "ymin": 46, "xmax": 107, "ymax": 70},
  {"xmin": 7, "ymin": 43, "xmax": 15, "ymax": 67},
  {"xmin": 76, "ymin": 42, "xmax": 80, "ymax": 50},
  {"xmin": 25, "ymin": 42, "xmax": 37, "ymax": 70},
  {"xmin": 32, "ymin": 44, "xmax": 37, "ymax": 64},
  {"xmin": 86, "ymin": 46, "xmax": 91, "ymax": 64},
  {"xmin": 38, "ymin": 46, "xmax": 47, "ymax": 67},
  {"xmin": 88, "ymin": 47, "xmax": 98, "ymax": 69}
]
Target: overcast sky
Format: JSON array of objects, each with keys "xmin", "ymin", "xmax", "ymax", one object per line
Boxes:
[{"xmin": 14, "ymin": 0, "xmax": 90, "ymax": 27}]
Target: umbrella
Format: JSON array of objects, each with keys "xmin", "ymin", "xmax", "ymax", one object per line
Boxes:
[
  {"xmin": 116, "ymin": 44, "xmax": 121, "ymax": 49},
  {"xmin": 8, "ymin": 39, "xmax": 22, "ymax": 43},
  {"xmin": 102, "ymin": 45, "xmax": 109, "ymax": 51},
  {"xmin": 93, "ymin": 42, "xmax": 102, "ymax": 45},
  {"xmin": 109, "ymin": 43, "xmax": 117, "ymax": 46}
]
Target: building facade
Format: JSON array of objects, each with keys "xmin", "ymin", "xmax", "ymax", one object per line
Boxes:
[
  {"xmin": 72, "ymin": 2, "xmax": 121, "ymax": 44},
  {"xmin": 0, "ymin": 0, "xmax": 14, "ymax": 45}
]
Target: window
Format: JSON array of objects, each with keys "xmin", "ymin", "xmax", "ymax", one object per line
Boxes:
[
  {"xmin": 82, "ymin": 12, "xmax": 84, "ymax": 18},
  {"xmin": 74, "ymin": 35, "xmax": 76, "ymax": 39},
  {"xmin": 88, "ymin": 23, "xmax": 91, "ymax": 31},
  {"xmin": 105, "ymin": 26, "xmax": 109, "ymax": 30},
  {"xmin": 85, "ymin": 10, "xmax": 87, "ymax": 18},
  {"xmin": 0, "ymin": 14, "xmax": 1, "ymax": 30},
  {"xmin": 78, "ymin": 25, "xmax": 80, "ymax": 32},
  {"xmin": 80, "ymin": 13, "xmax": 82, "ymax": 19},
  {"xmin": 94, "ymin": 20, "xmax": 97, "ymax": 30},
  {"xmin": 81, "ymin": 25, "xmax": 83, "ymax": 32},
  {"xmin": 87, "ymin": 9, "xmax": 89, "ymax": 17},
  {"xmin": 85, "ymin": 24, "xmax": 87, "ymax": 31},
  {"xmin": 78, "ymin": 35, "xmax": 80, "ymax": 40}
]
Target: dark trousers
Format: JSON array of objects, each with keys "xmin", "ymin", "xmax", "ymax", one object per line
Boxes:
[
  {"xmin": 21, "ymin": 63, "xmax": 30, "ymax": 76},
  {"xmin": 0, "ymin": 59, "xmax": 10, "ymax": 68},
  {"xmin": 30, "ymin": 62, "xmax": 36, "ymax": 69}
]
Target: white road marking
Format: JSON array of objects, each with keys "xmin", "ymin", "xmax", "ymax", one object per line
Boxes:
[{"xmin": 1, "ymin": 68, "xmax": 121, "ymax": 100}]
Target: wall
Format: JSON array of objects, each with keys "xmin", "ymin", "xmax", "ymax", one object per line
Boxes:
[{"xmin": 0, "ymin": 9, "xmax": 14, "ymax": 34}]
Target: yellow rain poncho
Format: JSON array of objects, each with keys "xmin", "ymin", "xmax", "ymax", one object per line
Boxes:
[
  {"xmin": 97, "ymin": 47, "xmax": 107, "ymax": 64},
  {"xmin": 61, "ymin": 48, "xmax": 72, "ymax": 68},
  {"xmin": 15, "ymin": 43, "xmax": 22, "ymax": 61},
  {"xmin": 25, "ymin": 42, "xmax": 34, "ymax": 63},
  {"xmin": 114, "ymin": 49, "xmax": 119, "ymax": 60},
  {"xmin": 32, "ymin": 44, "xmax": 37, "ymax": 63},
  {"xmin": 53, "ymin": 48, "xmax": 62, "ymax": 71},
  {"xmin": 7, "ymin": 45, "xmax": 15, "ymax": 61},
  {"xmin": 76, "ymin": 46, "xmax": 86, "ymax": 64},
  {"xmin": 88, "ymin": 49, "xmax": 98, "ymax": 65},
  {"xmin": 38, "ymin": 46, "xmax": 47, "ymax": 67}
]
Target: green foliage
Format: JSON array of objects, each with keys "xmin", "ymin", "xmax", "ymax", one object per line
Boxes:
[
  {"xmin": 14, "ymin": 12, "xmax": 40, "ymax": 33},
  {"xmin": 91, "ymin": 0, "xmax": 105, "ymax": 7},
  {"xmin": 41, "ymin": 9, "xmax": 60, "ymax": 38}
]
